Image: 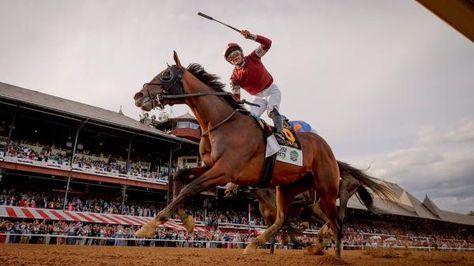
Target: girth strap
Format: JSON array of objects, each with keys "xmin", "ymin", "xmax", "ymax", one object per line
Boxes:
[
  {"xmin": 251, "ymin": 117, "xmax": 278, "ymax": 188},
  {"xmin": 257, "ymin": 152, "xmax": 277, "ymax": 188}
]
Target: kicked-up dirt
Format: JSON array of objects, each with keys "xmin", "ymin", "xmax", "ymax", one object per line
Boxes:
[{"xmin": 0, "ymin": 244, "xmax": 473, "ymax": 266}]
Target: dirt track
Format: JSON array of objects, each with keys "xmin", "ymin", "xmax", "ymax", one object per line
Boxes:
[{"xmin": 0, "ymin": 245, "xmax": 473, "ymax": 266}]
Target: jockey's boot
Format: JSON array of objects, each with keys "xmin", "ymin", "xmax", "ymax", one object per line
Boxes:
[{"xmin": 269, "ymin": 107, "xmax": 285, "ymax": 143}]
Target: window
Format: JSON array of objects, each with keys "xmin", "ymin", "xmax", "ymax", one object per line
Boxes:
[
  {"xmin": 176, "ymin": 121, "xmax": 189, "ymax": 129},
  {"xmin": 189, "ymin": 122, "xmax": 200, "ymax": 130}
]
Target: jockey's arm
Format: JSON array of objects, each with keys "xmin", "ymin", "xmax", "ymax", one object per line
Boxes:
[
  {"xmin": 250, "ymin": 35, "xmax": 272, "ymax": 58},
  {"xmin": 241, "ymin": 30, "xmax": 272, "ymax": 58}
]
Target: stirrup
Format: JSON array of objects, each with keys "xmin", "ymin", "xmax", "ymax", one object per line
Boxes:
[{"xmin": 274, "ymin": 132, "xmax": 285, "ymax": 142}]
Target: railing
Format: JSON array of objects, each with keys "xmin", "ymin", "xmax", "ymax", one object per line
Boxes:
[
  {"xmin": 1, "ymin": 233, "xmax": 473, "ymax": 252},
  {"xmin": 343, "ymin": 243, "xmax": 474, "ymax": 252},
  {"xmin": 0, "ymin": 233, "xmax": 256, "ymax": 248},
  {"xmin": 1, "ymin": 155, "xmax": 168, "ymax": 185},
  {"xmin": 216, "ymin": 222, "xmax": 319, "ymax": 235}
]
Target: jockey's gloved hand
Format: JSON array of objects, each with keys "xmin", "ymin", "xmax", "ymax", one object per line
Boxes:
[{"xmin": 240, "ymin": 30, "xmax": 252, "ymax": 39}]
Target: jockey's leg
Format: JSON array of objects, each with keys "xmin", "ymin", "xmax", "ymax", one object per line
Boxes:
[
  {"xmin": 250, "ymin": 96, "xmax": 266, "ymax": 117},
  {"xmin": 265, "ymin": 84, "xmax": 283, "ymax": 141},
  {"xmin": 269, "ymin": 107, "xmax": 284, "ymax": 141}
]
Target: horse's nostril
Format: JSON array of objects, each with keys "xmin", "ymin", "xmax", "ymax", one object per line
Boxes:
[{"xmin": 134, "ymin": 92, "xmax": 144, "ymax": 100}]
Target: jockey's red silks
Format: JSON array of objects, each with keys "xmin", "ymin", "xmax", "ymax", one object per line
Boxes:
[{"xmin": 230, "ymin": 35, "xmax": 273, "ymax": 96}]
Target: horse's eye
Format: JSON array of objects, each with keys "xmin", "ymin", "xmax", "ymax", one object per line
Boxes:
[{"xmin": 161, "ymin": 70, "xmax": 173, "ymax": 81}]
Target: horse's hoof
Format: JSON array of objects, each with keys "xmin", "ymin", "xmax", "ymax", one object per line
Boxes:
[
  {"xmin": 304, "ymin": 245, "xmax": 325, "ymax": 255},
  {"xmin": 243, "ymin": 242, "xmax": 258, "ymax": 255},
  {"xmin": 134, "ymin": 220, "xmax": 157, "ymax": 238},
  {"xmin": 182, "ymin": 215, "xmax": 195, "ymax": 234}
]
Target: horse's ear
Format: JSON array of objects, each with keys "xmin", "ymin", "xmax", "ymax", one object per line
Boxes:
[{"xmin": 173, "ymin": 51, "xmax": 182, "ymax": 69}]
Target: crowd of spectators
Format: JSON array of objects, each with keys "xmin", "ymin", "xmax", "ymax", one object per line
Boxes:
[
  {"xmin": 343, "ymin": 222, "xmax": 474, "ymax": 249},
  {"xmin": 1, "ymin": 217, "xmax": 472, "ymax": 250},
  {"xmin": 1, "ymin": 140, "xmax": 170, "ymax": 182},
  {"xmin": 0, "ymin": 188, "xmax": 161, "ymax": 217},
  {"xmin": 0, "ymin": 218, "xmax": 257, "ymax": 248},
  {"xmin": 0, "ymin": 188, "xmax": 266, "ymax": 227}
]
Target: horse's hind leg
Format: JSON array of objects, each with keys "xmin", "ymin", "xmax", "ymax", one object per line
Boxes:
[
  {"xmin": 311, "ymin": 155, "xmax": 340, "ymax": 256},
  {"xmin": 243, "ymin": 177, "xmax": 313, "ymax": 254},
  {"xmin": 243, "ymin": 185, "xmax": 291, "ymax": 254},
  {"xmin": 338, "ymin": 176, "xmax": 359, "ymax": 224},
  {"xmin": 304, "ymin": 199, "xmax": 330, "ymax": 255},
  {"xmin": 335, "ymin": 176, "xmax": 359, "ymax": 257}
]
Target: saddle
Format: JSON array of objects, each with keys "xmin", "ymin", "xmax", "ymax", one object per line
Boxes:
[{"xmin": 256, "ymin": 117, "xmax": 301, "ymax": 149}]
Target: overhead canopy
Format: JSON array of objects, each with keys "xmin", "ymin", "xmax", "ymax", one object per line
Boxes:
[
  {"xmin": 0, "ymin": 82, "xmax": 197, "ymax": 145},
  {"xmin": 416, "ymin": 0, "xmax": 474, "ymax": 42},
  {"xmin": 346, "ymin": 180, "xmax": 474, "ymax": 226}
]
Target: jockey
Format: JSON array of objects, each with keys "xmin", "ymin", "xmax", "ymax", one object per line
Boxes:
[{"xmin": 224, "ymin": 30, "xmax": 284, "ymax": 141}]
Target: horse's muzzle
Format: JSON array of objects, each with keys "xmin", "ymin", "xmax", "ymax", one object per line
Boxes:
[{"xmin": 134, "ymin": 92, "xmax": 145, "ymax": 107}]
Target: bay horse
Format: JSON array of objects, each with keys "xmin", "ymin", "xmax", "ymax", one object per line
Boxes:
[
  {"xmin": 225, "ymin": 160, "xmax": 395, "ymax": 256},
  {"xmin": 133, "ymin": 52, "xmax": 340, "ymax": 255}
]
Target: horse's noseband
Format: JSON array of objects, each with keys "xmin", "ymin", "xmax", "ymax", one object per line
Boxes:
[{"xmin": 143, "ymin": 65, "xmax": 185, "ymax": 108}]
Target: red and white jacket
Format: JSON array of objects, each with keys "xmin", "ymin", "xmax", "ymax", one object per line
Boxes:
[{"xmin": 230, "ymin": 35, "xmax": 273, "ymax": 99}]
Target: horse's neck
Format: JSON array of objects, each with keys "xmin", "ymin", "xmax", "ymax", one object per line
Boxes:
[{"xmin": 182, "ymin": 73, "xmax": 236, "ymax": 130}]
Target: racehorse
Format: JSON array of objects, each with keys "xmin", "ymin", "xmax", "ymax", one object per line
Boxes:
[
  {"xmin": 133, "ymin": 52, "xmax": 340, "ymax": 255},
  {"xmin": 225, "ymin": 160, "xmax": 395, "ymax": 256}
]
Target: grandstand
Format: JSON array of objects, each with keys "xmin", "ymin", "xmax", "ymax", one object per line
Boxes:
[{"xmin": 0, "ymin": 81, "xmax": 473, "ymax": 250}]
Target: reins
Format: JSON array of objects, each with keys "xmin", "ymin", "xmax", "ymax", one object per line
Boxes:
[
  {"xmin": 160, "ymin": 91, "xmax": 231, "ymax": 100},
  {"xmin": 143, "ymin": 65, "xmax": 256, "ymax": 136}
]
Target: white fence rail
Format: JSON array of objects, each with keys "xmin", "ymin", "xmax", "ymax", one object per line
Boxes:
[{"xmin": 1, "ymin": 233, "xmax": 473, "ymax": 252}]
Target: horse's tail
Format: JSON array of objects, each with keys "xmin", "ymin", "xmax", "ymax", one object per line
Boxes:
[{"xmin": 337, "ymin": 160, "xmax": 396, "ymax": 208}]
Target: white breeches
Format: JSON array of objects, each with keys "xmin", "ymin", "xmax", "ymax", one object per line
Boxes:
[{"xmin": 250, "ymin": 83, "xmax": 281, "ymax": 117}]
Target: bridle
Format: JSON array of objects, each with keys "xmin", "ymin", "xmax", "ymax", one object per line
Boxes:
[
  {"xmin": 142, "ymin": 65, "xmax": 231, "ymax": 109},
  {"xmin": 141, "ymin": 65, "xmax": 239, "ymax": 135}
]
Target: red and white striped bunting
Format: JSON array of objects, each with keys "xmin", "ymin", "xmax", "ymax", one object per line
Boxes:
[{"xmin": 0, "ymin": 206, "xmax": 206, "ymax": 232}]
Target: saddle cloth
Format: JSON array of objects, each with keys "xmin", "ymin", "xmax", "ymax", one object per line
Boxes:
[
  {"xmin": 251, "ymin": 115, "xmax": 305, "ymax": 186},
  {"xmin": 254, "ymin": 116, "xmax": 303, "ymax": 166}
]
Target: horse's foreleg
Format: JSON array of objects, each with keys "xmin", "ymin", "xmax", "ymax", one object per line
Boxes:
[
  {"xmin": 134, "ymin": 166, "xmax": 214, "ymax": 238},
  {"xmin": 159, "ymin": 169, "xmax": 227, "ymax": 221},
  {"xmin": 223, "ymin": 182, "xmax": 240, "ymax": 198},
  {"xmin": 173, "ymin": 167, "xmax": 209, "ymax": 233}
]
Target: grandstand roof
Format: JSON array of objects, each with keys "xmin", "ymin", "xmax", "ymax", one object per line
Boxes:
[
  {"xmin": 173, "ymin": 112, "xmax": 197, "ymax": 120},
  {"xmin": 0, "ymin": 82, "xmax": 197, "ymax": 145},
  {"xmin": 347, "ymin": 180, "xmax": 474, "ymax": 226}
]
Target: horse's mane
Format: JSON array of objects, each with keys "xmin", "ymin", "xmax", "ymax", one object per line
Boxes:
[{"xmin": 186, "ymin": 63, "xmax": 247, "ymax": 112}]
